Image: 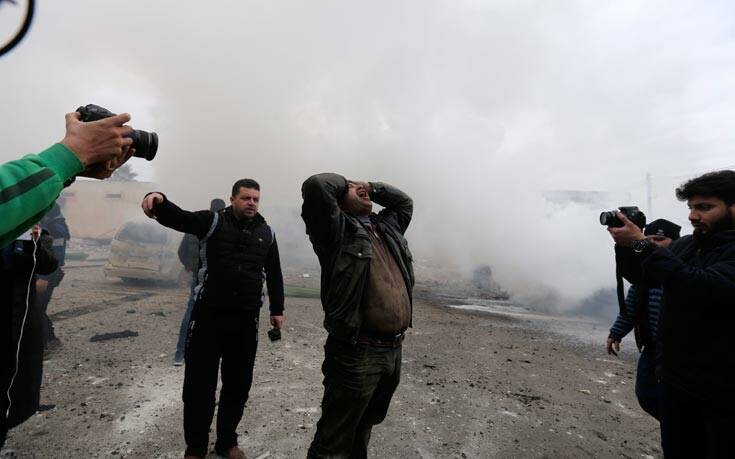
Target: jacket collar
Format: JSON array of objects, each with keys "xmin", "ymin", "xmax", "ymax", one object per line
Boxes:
[{"xmin": 694, "ymin": 229, "xmax": 735, "ymax": 251}]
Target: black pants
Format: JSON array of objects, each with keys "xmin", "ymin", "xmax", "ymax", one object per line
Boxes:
[
  {"xmin": 660, "ymin": 382, "xmax": 735, "ymax": 458},
  {"xmin": 635, "ymin": 347, "xmax": 660, "ymax": 421},
  {"xmin": 36, "ymin": 269, "xmax": 63, "ymax": 345},
  {"xmin": 308, "ymin": 336, "xmax": 402, "ymax": 459},
  {"xmin": 182, "ymin": 308, "xmax": 259, "ymax": 458}
]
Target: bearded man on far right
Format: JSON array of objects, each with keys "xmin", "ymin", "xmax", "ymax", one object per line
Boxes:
[{"xmin": 609, "ymin": 170, "xmax": 735, "ymax": 458}]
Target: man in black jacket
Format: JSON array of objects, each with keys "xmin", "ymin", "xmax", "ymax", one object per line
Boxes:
[
  {"xmin": 609, "ymin": 170, "xmax": 735, "ymax": 457},
  {"xmin": 301, "ymin": 173, "xmax": 414, "ymax": 458},
  {"xmin": 1, "ymin": 225, "xmax": 58, "ymax": 450},
  {"xmin": 142, "ymin": 180, "xmax": 284, "ymax": 459}
]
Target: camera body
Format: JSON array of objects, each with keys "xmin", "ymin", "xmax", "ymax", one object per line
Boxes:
[
  {"xmin": 267, "ymin": 328, "xmax": 281, "ymax": 342},
  {"xmin": 76, "ymin": 104, "xmax": 158, "ymax": 161},
  {"xmin": 600, "ymin": 206, "xmax": 646, "ymax": 229}
]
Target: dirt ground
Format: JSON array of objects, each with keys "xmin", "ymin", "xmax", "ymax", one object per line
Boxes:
[{"xmin": 2, "ymin": 260, "xmax": 661, "ymax": 458}]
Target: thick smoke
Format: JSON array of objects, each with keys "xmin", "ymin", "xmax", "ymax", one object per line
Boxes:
[{"xmin": 1, "ymin": 0, "xmax": 733, "ymax": 310}]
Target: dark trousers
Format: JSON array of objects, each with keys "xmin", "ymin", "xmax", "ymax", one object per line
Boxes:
[
  {"xmin": 36, "ymin": 270, "xmax": 62, "ymax": 345},
  {"xmin": 635, "ymin": 347, "xmax": 660, "ymax": 421},
  {"xmin": 660, "ymin": 382, "xmax": 735, "ymax": 458},
  {"xmin": 308, "ymin": 336, "xmax": 402, "ymax": 459},
  {"xmin": 175, "ymin": 272, "xmax": 197, "ymax": 360},
  {"xmin": 182, "ymin": 307, "xmax": 259, "ymax": 458}
]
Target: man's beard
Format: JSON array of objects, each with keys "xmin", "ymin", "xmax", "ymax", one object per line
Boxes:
[{"xmin": 693, "ymin": 212, "xmax": 735, "ymax": 241}]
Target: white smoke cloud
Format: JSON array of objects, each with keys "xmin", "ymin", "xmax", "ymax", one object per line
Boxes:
[{"xmin": 1, "ymin": 0, "xmax": 733, "ymax": 309}]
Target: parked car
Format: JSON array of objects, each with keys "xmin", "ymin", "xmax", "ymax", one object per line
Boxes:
[{"xmin": 105, "ymin": 219, "xmax": 185, "ymax": 285}]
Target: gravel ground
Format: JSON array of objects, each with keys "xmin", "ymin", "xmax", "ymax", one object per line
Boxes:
[{"xmin": 1, "ymin": 261, "xmax": 660, "ymax": 458}]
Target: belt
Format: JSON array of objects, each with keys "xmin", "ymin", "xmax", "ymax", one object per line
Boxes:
[{"xmin": 355, "ymin": 331, "xmax": 405, "ymax": 348}]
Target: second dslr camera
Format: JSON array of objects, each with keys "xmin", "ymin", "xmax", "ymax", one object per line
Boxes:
[
  {"xmin": 76, "ymin": 104, "xmax": 158, "ymax": 161},
  {"xmin": 599, "ymin": 206, "xmax": 646, "ymax": 229}
]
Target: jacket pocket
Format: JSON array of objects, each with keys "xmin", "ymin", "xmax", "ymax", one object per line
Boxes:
[{"xmin": 324, "ymin": 238, "xmax": 372, "ymax": 327}]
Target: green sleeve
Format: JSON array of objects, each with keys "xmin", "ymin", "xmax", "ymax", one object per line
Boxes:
[{"xmin": 0, "ymin": 143, "xmax": 83, "ymax": 247}]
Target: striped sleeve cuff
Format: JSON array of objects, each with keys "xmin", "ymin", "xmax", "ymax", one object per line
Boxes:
[{"xmin": 37, "ymin": 143, "xmax": 84, "ymax": 183}]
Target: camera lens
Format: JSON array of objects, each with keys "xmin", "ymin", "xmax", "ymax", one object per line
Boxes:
[
  {"xmin": 599, "ymin": 211, "xmax": 623, "ymax": 227},
  {"xmin": 130, "ymin": 130, "xmax": 158, "ymax": 161}
]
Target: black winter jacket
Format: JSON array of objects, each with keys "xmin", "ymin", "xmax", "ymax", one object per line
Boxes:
[
  {"xmin": 301, "ymin": 173, "xmax": 415, "ymax": 340},
  {"xmin": 617, "ymin": 230, "xmax": 735, "ymax": 411},
  {"xmin": 150, "ymin": 195, "xmax": 284, "ymax": 315},
  {"xmin": 1, "ymin": 233, "xmax": 57, "ymax": 431}
]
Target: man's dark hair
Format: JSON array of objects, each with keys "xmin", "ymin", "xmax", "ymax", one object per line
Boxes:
[
  {"xmin": 231, "ymin": 179, "xmax": 260, "ymax": 197},
  {"xmin": 675, "ymin": 170, "xmax": 735, "ymax": 206}
]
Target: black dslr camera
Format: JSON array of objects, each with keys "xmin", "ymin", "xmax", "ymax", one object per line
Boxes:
[
  {"xmin": 76, "ymin": 104, "xmax": 158, "ymax": 161},
  {"xmin": 267, "ymin": 328, "xmax": 281, "ymax": 342},
  {"xmin": 599, "ymin": 206, "xmax": 646, "ymax": 229}
]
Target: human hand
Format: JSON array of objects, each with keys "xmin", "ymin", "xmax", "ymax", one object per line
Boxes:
[
  {"xmin": 31, "ymin": 224, "xmax": 41, "ymax": 241},
  {"xmin": 60, "ymin": 111, "xmax": 133, "ymax": 169},
  {"xmin": 607, "ymin": 212, "xmax": 645, "ymax": 247},
  {"xmin": 77, "ymin": 146, "xmax": 135, "ymax": 179},
  {"xmin": 606, "ymin": 337, "xmax": 620, "ymax": 356},
  {"xmin": 270, "ymin": 315, "xmax": 284, "ymax": 330},
  {"xmin": 36, "ymin": 278, "xmax": 49, "ymax": 295},
  {"xmin": 141, "ymin": 192, "xmax": 165, "ymax": 218}
]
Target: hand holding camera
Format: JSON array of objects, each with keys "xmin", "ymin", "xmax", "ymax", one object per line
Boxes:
[
  {"xmin": 607, "ymin": 213, "xmax": 646, "ymax": 247},
  {"xmin": 60, "ymin": 104, "xmax": 159, "ymax": 180},
  {"xmin": 601, "ymin": 206, "xmax": 646, "ymax": 247},
  {"xmin": 61, "ymin": 111, "xmax": 133, "ymax": 174}
]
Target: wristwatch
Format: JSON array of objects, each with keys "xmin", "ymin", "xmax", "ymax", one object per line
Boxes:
[{"xmin": 632, "ymin": 238, "xmax": 653, "ymax": 254}]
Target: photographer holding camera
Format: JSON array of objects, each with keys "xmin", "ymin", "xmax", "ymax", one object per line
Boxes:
[
  {"xmin": 141, "ymin": 179, "xmax": 284, "ymax": 459},
  {"xmin": 608, "ymin": 171, "xmax": 735, "ymax": 457},
  {"xmin": 606, "ymin": 218, "xmax": 681, "ymax": 422},
  {"xmin": 0, "ymin": 109, "xmax": 136, "ymax": 247}
]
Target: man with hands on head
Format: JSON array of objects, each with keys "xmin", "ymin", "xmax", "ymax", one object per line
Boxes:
[
  {"xmin": 0, "ymin": 111, "xmax": 135, "ymax": 247},
  {"xmin": 142, "ymin": 179, "xmax": 284, "ymax": 459},
  {"xmin": 609, "ymin": 170, "xmax": 735, "ymax": 458},
  {"xmin": 301, "ymin": 173, "xmax": 414, "ymax": 459}
]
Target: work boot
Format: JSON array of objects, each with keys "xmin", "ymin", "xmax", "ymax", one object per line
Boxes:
[{"xmin": 222, "ymin": 446, "xmax": 247, "ymax": 459}]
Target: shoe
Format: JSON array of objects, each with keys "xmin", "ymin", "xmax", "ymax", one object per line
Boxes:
[
  {"xmin": 184, "ymin": 456, "xmax": 202, "ymax": 459},
  {"xmin": 173, "ymin": 353, "xmax": 184, "ymax": 366},
  {"xmin": 220, "ymin": 446, "xmax": 247, "ymax": 459}
]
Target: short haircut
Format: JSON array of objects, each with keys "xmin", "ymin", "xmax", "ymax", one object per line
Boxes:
[
  {"xmin": 231, "ymin": 179, "xmax": 260, "ymax": 197},
  {"xmin": 675, "ymin": 170, "xmax": 735, "ymax": 206}
]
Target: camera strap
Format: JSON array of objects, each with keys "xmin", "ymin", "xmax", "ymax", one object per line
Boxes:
[{"xmin": 615, "ymin": 266, "xmax": 628, "ymax": 319}]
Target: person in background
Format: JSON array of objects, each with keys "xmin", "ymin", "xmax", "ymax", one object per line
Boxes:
[
  {"xmin": 1, "ymin": 225, "xmax": 58, "ymax": 450},
  {"xmin": 36, "ymin": 202, "xmax": 71, "ymax": 350},
  {"xmin": 606, "ymin": 218, "xmax": 681, "ymax": 421},
  {"xmin": 142, "ymin": 179, "xmax": 284, "ymax": 459}
]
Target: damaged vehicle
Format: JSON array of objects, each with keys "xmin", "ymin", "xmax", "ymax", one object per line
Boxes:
[{"xmin": 104, "ymin": 219, "xmax": 185, "ymax": 285}]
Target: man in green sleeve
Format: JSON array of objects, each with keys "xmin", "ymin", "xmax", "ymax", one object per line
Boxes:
[{"xmin": 0, "ymin": 111, "xmax": 135, "ymax": 247}]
